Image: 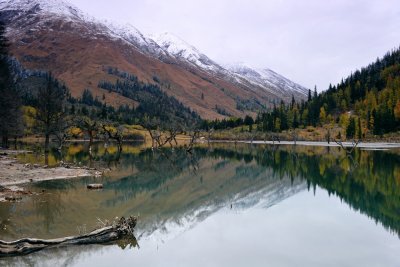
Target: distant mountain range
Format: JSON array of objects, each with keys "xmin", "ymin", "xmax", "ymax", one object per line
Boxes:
[{"xmin": 0, "ymin": 0, "xmax": 308, "ymax": 119}]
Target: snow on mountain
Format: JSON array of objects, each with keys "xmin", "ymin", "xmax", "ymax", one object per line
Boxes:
[
  {"xmin": 226, "ymin": 62, "xmax": 309, "ymax": 97},
  {"xmin": 0, "ymin": 0, "xmax": 87, "ymax": 20},
  {"xmin": 141, "ymin": 174, "xmax": 306, "ymax": 242},
  {"xmin": 107, "ymin": 23, "xmax": 166, "ymax": 57},
  {"xmin": 151, "ymin": 32, "xmax": 223, "ymax": 72},
  {"xmin": 1, "ymin": 0, "xmax": 308, "ymax": 103},
  {"xmin": 0, "ymin": 0, "xmax": 167, "ymax": 57},
  {"xmin": 109, "ymin": 23, "xmax": 148, "ymax": 47},
  {"xmin": 151, "ymin": 34, "xmax": 308, "ymax": 98}
]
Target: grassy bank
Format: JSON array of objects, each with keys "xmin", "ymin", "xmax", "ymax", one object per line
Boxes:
[{"xmin": 205, "ymin": 125, "xmax": 400, "ymax": 143}]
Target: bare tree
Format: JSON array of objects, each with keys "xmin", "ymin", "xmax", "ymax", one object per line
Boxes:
[
  {"xmin": 54, "ymin": 115, "xmax": 74, "ymax": 151},
  {"xmin": 271, "ymin": 134, "xmax": 280, "ymax": 144},
  {"xmin": 207, "ymin": 128, "xmax": 214, "ymax": 146},
  {"xmin": 76, "ymin": 116, "xmax": 99, "ymax": 151},
  {"xmin": 325, "ymin": 124, "xmax": 334, "ymax": 144},
  {"xmin": 249, "ymin": 131, "xmax": 257, "ymax": 144},
  {"xmin": 290, "ymin": 129, "xmax": 299, "ymax": 145},
  {"xmin": 142, "ymin": 117, "xmax": 184, "ymax": 150},
  {"xmin": 186, "ymin": 129, "xmax": 200, "ymax": 153},
  {"xmin": 334, "ymin": 139, "xmax": 360, "ymax": 154},
  {"xmin": 34, "ymin": 73, "xmax": 67, "ymax": 152},
  {"xmin": 146, "ymin": 127, "xmax": 183, "ymax": 149},
  {"xmin": 102, "ymin": 124, "xmax": 125, "ymax": 152},
  {"xmin": 163, "ymin": 127, "xmax": 183, "ymax": 147},
  {"xmin": 142, "ymin": 117, "xmax": 159, "ymax": 149}
]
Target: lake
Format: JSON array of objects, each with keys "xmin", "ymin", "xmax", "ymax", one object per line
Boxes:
[{"xmin": 1, "ymin": 142, "xmax": 400, "ymax": 266}]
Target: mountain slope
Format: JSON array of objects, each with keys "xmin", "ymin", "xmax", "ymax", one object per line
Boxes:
[
  {"xmin": 251, "ymin": 46, "xmax": 400, "ymax": 135},
  {"xmin": 0, "ymin": 0, "xmax": 308, "ymax": 119},
  {"xmin": 226, "ymin": 63, "xmax": 309, "ymax": 97},
  {"xmin": 153, "ymin": 33, "xmax": 308, "ymax": 102},
  {"xmin": 152, "ymin": 32, "xmax": 224, "ymax": 73}
]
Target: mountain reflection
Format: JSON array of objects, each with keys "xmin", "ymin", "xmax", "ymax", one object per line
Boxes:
[{"xmin": 0, "ymin": 143, "xmax": 400, "ymax": 265}]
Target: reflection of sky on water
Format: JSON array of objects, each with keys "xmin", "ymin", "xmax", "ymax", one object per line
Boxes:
[
  {"xmin": 7, "ymin": 188, "xmax": 399, "ymax": 267},
  {"xmin": 77, "ymin": 189, "xmax": 400, "ymax": 267},
  {"xmin": 2, "ymin": 144, "xmax": 400, "ymax": 266}
]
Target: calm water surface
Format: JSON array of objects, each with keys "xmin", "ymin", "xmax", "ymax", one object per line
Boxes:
[{"xmin": 1, "ymin": 142, "xmax": 400, "ymax": 266}]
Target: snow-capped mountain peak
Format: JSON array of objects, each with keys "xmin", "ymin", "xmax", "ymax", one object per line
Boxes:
[
  {"xmin": 108, "ymin": 24, "xmax": 167, "ymax": 57},
  {"xmin": 1, "ymin": 0, "xmax": 308, "ymax": 114},
  {"xmin": 152, "ymin": 32, "xmax": 222, "ymax": 72},
  {"xmin": 0, "ymin": 0, "xmax": 86, "ymax": 20},
  {"xmin": 0, "ymin": 0, "xmax": 166, "ymax": 57},
  {"xmin": 153, "ymin": 32, "xmax": 200, "ymax": 57},
  {"xmin": 108, "ymin": 23, "xmax": 146, "ymax": 45},
  {"xmin": 226, "ymin": 62, "xmax": 308, "ymax": 97}
]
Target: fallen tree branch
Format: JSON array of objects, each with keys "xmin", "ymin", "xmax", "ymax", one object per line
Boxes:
[{"xmin": 0, "ymin": 216, "xmax": 137, "ymax": 258}]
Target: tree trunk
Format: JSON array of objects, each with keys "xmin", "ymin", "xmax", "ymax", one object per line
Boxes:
[
  {"xmin": 45, "ymin": 134, "xmax": 50, "ymax": 153},
  {"xmin": 0, "ymin": 216, "xmax": 137, "ymax": 258},
  {"xmin": 117, "ymin": 139, "xmax": 122, "ymax": 152},
  {"xmin": 45, "ymin": 152, "xmax": 49, "ymax": 166},
  {"xmin": 89, "ymin": 131, "xmax": 93, "ymax": 151},
  {"xmin": 1, "ymin": 135, "xmax": 8, "ymax": 148}
]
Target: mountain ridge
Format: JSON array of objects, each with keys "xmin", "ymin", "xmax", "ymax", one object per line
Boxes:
[{"xmin": 0, "ymin": 0, "xmax": 308, "ymax": 119}]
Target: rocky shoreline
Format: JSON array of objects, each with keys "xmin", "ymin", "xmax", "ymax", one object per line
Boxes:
[{"xmin": 0, "ymin": 150, "xmax": 103, "ymax": 201}]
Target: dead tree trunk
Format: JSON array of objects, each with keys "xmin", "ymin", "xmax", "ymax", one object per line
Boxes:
[
  {"xmin": 76, "ymin": 117, "xmax": 98, "ymax": 152},
  {"xmin": 88, "ymin": 130, "xmax": 94, "ymax": 150},
  {"xmin": 146, "ymin": 129, "xmax": 157, "ymax": 149},
  {"xmin": 186, "ymin": 130, "xmax": 200, "ymax": 153},
  {"xmin": 207, "ymin": 129, "xmax": 214, "ymax": 146},
  {"xmin": 335, "ymin": 139, "xmax": 360, "ymax": 154},
  {"xmin": 102, "ymin": 125, "xmax": 124, "ymax": 152},
  {"xmin": 0, "ymin": 216, "xmax": 137, "ymax": 258},
  {"xmin": 44, "ymin": 133, "xmax": 50, "ymax": 153},
  {"xmin": 55, "ymin": 132, "xmax": 67, "ymax": 151}
]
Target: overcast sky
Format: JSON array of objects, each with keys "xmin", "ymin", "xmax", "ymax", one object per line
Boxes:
[{"xmin": 68, "ymin": 0, "xmax": 400, "ymax": 91}]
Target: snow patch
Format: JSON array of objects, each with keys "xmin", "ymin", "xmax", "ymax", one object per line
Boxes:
[
  {"xmin": 1, "ymin": 0, "xmax": 309, "ymax": 99},
  {"xmin": 151, "ymin": 32, "xmax": 223, "ymax": 72},
  {"xmin": 226, "ymin": 62, "xmax": 309, "ymax": 96},
  {"xmin": 0, "ymin": 0, "xmax": 88, "ymax": 20}
]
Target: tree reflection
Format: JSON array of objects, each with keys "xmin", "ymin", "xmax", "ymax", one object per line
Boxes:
[
  {"xmin": 204, "ymin": 145, "xmax": 400, "ymax": 237},
  {"xmin": 5, "ymin": 142, "xmax": 400, "ymax": 246}
]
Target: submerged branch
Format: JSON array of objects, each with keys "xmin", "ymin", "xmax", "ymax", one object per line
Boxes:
[{"xmin": 0, "ymin": 216, "xmax": 137, "ymax": 258}]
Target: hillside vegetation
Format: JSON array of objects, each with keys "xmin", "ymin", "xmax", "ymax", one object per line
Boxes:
[{"xmin": 205, "ymin": 46, "xmax": 400, "ymax": 139}]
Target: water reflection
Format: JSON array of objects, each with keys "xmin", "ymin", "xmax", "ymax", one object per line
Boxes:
[
  {"xmin": 1, "ymin": 143, "xmax": 400, "ymax": 265},
  {"xmin": 1, "ymin": 237, "xmax": 139, "ymax": 267}
]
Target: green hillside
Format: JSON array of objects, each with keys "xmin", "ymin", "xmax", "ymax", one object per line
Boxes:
[{"xmin": 205, "ymin": 46, "xmax": 400, "ymax": 138}]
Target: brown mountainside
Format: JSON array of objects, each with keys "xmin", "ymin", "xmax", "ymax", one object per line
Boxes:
[{"xmin": 1, "ymin": 0, "xmax": 307, "ymax": 119}]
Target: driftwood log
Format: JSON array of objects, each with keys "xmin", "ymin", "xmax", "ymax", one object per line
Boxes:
[
  {"xmin": 0, "ymin": 216, "xmax": 137, "ymax": 258},
  {"xmin": 87, "ymin": 184, "xmax": 104, "ymax": 189}
]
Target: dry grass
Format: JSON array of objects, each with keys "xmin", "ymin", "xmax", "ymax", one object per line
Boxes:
[{"xmin": 204, "ymin": 124, "xmax": 400, "ymax": 142}]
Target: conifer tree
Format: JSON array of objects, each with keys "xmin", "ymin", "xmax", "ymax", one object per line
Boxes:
[
  {"xmin": 357, "ymin": 117, "xmax": 362, "ymax": 139},
  {"xmin": 0, "ymin": 21, "xmax": 23, "ymax": 148},
  {"xmin": 346, "ymin": 117, "xmax": 356, "ymax": 139},
  {"xmin": 34, "ymin": 73, "xmax": 67, "ymax": 152}
]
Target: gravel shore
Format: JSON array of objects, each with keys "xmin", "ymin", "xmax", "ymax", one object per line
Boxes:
[{"xmin": 0, "ymin": 151, "xmax": 101, "ymax": 201}]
